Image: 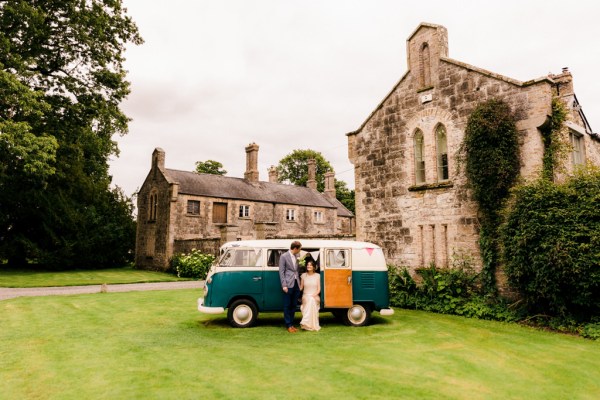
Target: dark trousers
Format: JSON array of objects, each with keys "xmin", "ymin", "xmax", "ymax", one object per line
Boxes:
[{"xmin": 283, "ymin": 283, "xmax": 300, "ymax": 328}]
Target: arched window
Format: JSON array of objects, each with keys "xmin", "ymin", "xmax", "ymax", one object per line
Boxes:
[
  {"xmin": 414, "ymin": 129, "xmax": 426, "ymax": 184},
  {"xmin": 149, "ymin": 192, "xmax": 158, "ymax": 221},
  {"xmin": 419, "ymin": 43, "xmax": 431, "ymax": 88},
  {"xmin": 436, "ymin": 125, "xmax": 449, "ymax": 181}
]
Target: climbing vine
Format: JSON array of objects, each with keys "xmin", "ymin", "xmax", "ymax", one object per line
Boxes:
[
  {"xmin": 462, "ymin": 99, "xmax": 520, "ymax": 292},
  {"xmin": 541, "ymin": 97, "xmax": 569, "ymax": 180}
]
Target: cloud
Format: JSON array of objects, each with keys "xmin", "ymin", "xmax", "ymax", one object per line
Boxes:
[{"xmin": 110, "ymin": 0, "xmax": 600, "ymax": 201}]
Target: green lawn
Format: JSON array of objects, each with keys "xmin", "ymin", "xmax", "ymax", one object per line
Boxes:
[
  {"xmin": 1, "ymin": 290, "xmax": 598, "ymax": 399},
  {"xmin": 0, "ymin": 266, "xmax": 189, "ymax": 287}
]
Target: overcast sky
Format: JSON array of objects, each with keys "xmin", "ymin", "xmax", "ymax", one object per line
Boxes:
[{"xmin": 109, "ymin": 0, "xmax": 600, "ymax": 197}]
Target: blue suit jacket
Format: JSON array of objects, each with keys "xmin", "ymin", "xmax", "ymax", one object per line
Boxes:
[{"xmin": 279, "ymin": 250, "xmax": 299, "ymax": 289}]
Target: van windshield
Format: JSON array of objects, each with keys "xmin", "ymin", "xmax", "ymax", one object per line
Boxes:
[{"xmin": 220, "ymin": 248, "xmax": 262, "ymax": 267}]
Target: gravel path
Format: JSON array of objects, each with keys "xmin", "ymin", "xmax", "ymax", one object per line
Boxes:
[{"xmin": 0, "ymin": 281, "xmax": 204, "ymax": 301}]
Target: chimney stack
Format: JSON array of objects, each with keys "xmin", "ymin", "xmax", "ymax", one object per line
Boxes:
[
  {"xmin": 324, "ymin": 171, "xmax": 336, "ymax": 198},
  {"xmin": 244, "ymin": 143, "xmax": 259, "ymax": 182},
  {"xmin": 307, "ymin": 159, "xmax": 317, "ymax": 190},
  {"xmin": 152, "ymin": 147, "xmax": 165, "ymax": 170},
  {"xmin": 550, "ymin": 67, "xmax": 574, "ymax": 97},
  {"xmin": 268, "ymin": 166, "xmax": 278, "ymax": 183}
]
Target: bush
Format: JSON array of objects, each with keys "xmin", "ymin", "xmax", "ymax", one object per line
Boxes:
[
  {"xmin": 581, "ymin": 322, "xmax": 600, "ymax": 340},
  {"xmin": 501, "ymin": 167, "xmax": 600, "ymax": 318},
  {"xmin": 388, "ymin": 265, "xmax": 419, "ymax": 309},
  {"xmin": 388, "ymin": 263, "xmax": 517, "ymax": 322},
  {"xmin": 170, "ymin": 249, "xmax": 215, "ymax": 279}
]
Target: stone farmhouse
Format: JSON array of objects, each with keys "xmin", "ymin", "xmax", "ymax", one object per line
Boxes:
[
  {"xmin": 136, "ymin": 144, "xmax": 354, "ymax": 270},
  {"xmin": 347, "ymin": 22, "xmax": 600, "ymax": 271}
]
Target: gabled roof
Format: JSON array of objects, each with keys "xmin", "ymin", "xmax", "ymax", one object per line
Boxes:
[{"xmin": 164, "ymin": 169, "xmax": 351, "ymax": 213}]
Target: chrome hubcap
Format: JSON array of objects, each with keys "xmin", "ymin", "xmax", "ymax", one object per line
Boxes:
[{"xmin": 233, "ymin": 305, "xmax": 252, "ymax": 324}]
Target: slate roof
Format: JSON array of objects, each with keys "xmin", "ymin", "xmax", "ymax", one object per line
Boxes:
[{"xmin": 164, "ymin": 169, "xmax": 353, "ymax": 216}]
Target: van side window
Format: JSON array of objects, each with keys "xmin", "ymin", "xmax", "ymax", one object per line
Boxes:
[
  {"xmin": 220, "ymin": 249, "xmax": 262, "ymax": 267},
  {"xmin": 267, "ymin": 249, "xmax": 286, "ymax": 267},
  {"xmin": 326, "ymin": 249, "xmax": 348, "ymax": 268}
]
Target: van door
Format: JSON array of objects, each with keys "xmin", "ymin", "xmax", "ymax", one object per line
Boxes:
[
  {"xmin": 263, "ymin": 248, "xmax": 287, "ymax": 311},
  {"xmin": 219, "ymin": 247, "xmax": 263, "ymax": 305},
  {"xmin": 323, "ymin": 248, "xmax": 352, "ymax": 308}
]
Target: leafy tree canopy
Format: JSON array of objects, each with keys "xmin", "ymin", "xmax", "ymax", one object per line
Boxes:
[
  {"xmin": 195, "ymin": 160, "xmax": 227, "ymax": 175},
  {"xmin": 276, "ymin": 149, "xmax": 354, "ymax": 213},
  {"xmin": 0, "ymin": 0, "xmax": 142, "ymax": 268},
  {"xmin": 276, "ymin": 149, "xmax": 333, "ymax": 192},
  {"xmin": 335, "ymin": 179, "xmax": 355, "ymax": 214}
]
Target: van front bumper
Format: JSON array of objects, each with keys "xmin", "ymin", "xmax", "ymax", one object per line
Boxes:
[
  {"xmin": 198, "ymin": 298, "xmax": 225, "ymax": 314},
  {"xmin": 379, "ymin": 308, "xmax": 394, "ymax": 316}
]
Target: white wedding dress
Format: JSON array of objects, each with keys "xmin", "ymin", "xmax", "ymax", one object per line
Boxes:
[{"xmin": 300, "ymin": 272, "xmax": 321, "ymax": 331}]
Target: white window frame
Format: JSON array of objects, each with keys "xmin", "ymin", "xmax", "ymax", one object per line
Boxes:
[
  {"xmin": 569, "ymin": 130, "xmax": 585, "ymax": 167},
  {"xmin": 239, "ymin": 204, "xmax": 250, "ymax": 218},
  {"xmin": 436, "ymin": 124, "xmax": 449, "ymax": 181},
  {"xmin": 314, "ymin": 211, "xmax": 324, "ymax": 223},
  {"xmin": 286, "ymin": 209, "xmax": 296, "ymax": 221},
  {"xmin": 414, "ymin": 129, "xmax": 426, "ymax": 184}
]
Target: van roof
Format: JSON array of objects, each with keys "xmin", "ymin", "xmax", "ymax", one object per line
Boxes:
[{"xmin": 221, "ymin": 239, "xmax": 381, "ymax": 250}]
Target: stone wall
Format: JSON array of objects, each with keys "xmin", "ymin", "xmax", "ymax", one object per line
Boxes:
[
  {"xmin": 347, "ymin": 23, "xmax": 597, "ymax": 273},
  {"xmin": 137, "ymin": 172, "xmax": 351, "ymax": 270},
  {"xmin": 135, "ymin": 171, "xmax": 173, "ymax": 271}
]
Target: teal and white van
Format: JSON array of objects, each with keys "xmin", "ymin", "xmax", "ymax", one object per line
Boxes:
[{"xmin": 198, "ymin": 239, "xmax": 394, "ymax": 327}]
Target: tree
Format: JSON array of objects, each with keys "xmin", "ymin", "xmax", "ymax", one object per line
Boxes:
[
  {"xmin": 335, "ymin": 180, "xmax": 355, "ymax": 214},
  {"xmin": 276, "ymin": 149, "xmax": 354, "ymax": 213},
  {"xmin": 195, "ymin": 160, "xmax": 227, "ymax": 175},
  {"xmin": 0, "ymin": 1, "xmax": 142, "ymax": 268},
  {"xmin": 276, "ymin": 149, "xmax": 333, "ymax": 192}
]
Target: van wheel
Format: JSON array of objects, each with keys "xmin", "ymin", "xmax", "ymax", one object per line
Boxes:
[
  {"xmin": 227, "ymin": 299, "xmax": 258, "ymax": 328},
  {"xmin": 342, "ymin": 304, "xmax": 371, "ymax": 327}
]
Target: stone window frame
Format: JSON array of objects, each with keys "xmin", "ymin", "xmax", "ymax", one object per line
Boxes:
[
  {"xmin": 413, "ymin": 128, "xmax": 426, "ymax": 184},
  {"xmin": 285, "ymin": 208, "xmax": 296, "ymax": 222},
  {"xmin": 239, "ymin": 204, "xmax": 250, "ymax": 219},
  {"xmin": 148, "ymin": 190, "xmax": 158, "ymax": 222},
  {"xmin": 435, "ymin": 123, "xmax": 449, "ymax": 182},
  {"xmin": 419, "ymin": 42, "xmax": 431, "ymax": 89},
  {"xmin": 187, "ymin": 200, "xmax": 200, "ymax": 216}
]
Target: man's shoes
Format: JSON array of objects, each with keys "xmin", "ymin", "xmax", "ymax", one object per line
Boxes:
[{"xmin": 287, "ymin": 326, "xmax": 297, "ymax": 333}]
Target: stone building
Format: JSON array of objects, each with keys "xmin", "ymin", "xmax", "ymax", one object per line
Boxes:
[
  {"xmin": 347, "ymin": 22, "xmax": 600, "ymax": 271},
  {"xmin": 136, "ymin": 144, "xmax": 354, "ymax": 270}
]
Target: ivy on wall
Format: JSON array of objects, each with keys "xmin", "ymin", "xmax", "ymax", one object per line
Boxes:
[
  {"xmin": 462, "ymin": 99, "xmax": 520, "ymax": 292},
  {"xmin": 541, "ymin": 97, "xmax": 569, "ymax": 180}
]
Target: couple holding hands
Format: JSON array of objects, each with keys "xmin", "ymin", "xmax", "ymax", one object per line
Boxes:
[{"xmin": 279, "ymin": 241, "xmax": 321, "ymax": 332}]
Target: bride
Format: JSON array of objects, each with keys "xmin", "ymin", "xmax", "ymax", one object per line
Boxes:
[{"xmin": 299, "ymin": 260, "xmax": 321, "ymax": 331}]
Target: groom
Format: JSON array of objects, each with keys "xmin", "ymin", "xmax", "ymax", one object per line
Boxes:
[{"xmin": 279, "ymin": 241, "xmax": 302, "ymax": 333}]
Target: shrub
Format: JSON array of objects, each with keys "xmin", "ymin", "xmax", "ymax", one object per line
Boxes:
[
  {"xmin": 170, "ymin": 249, "xmax": 215, "ymax": 279},
  {"xmin": 388, "ymin": 262, "xmax": 517, "ymax": 322},
  {"xmin": 581, "ymin": 322, "xmax": 600, "ymax": 340},
  {"xmin": 388, "ymin": 265, "xmax": 419, "ymax": 309},
  {"xmin": 501, "ymin": 167, "xmax": 600, "ymax": 318}
]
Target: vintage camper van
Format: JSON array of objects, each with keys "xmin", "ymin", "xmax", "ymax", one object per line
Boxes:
[{"xmin": 198, "ymin": 239, "xmax": 394, "ymax": 327}]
